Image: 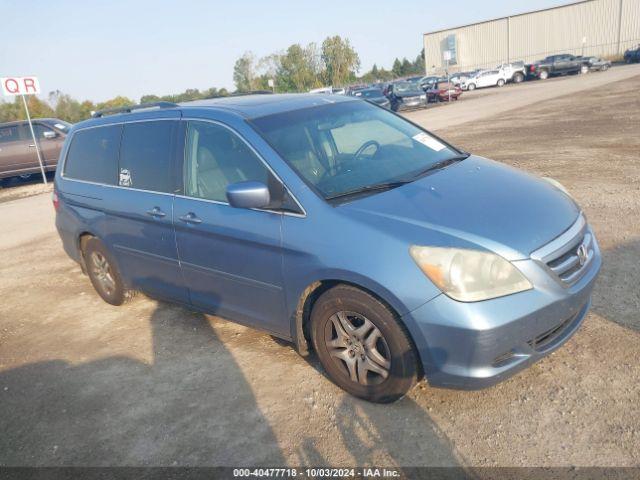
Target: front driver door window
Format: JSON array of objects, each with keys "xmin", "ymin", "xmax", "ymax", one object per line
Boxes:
[{"xmin": 174, "ymin": 120, "xmax": 288, "ymax": 335}]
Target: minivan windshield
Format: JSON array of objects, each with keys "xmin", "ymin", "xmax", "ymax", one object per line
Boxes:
[{"xmin": 251, "ymin": 101, "xmax": 463, "ymax": 200}]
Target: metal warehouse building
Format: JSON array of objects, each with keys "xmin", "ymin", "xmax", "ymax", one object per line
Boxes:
[{"xmin": 423, "ymin": 0, "xmax": 640, "ymax": 74}]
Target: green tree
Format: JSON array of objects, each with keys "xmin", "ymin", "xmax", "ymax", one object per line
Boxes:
[
  {"xmin": 0, "ymin": 99, "xmax": 23, "ymax": 123},
  {"xmin": 401, "ymin": 57, "xmax": 412, "ymax": 76},
  {"xmin": 233, "ymin": 51, "xmax": 259, "ymax": 92},
  {"xmin": 276, "ymin": 43, "xmax": 322, "ymax": 92},
  {"xmin": 321, "ymin": 35, "xmax": 360, "ymax": 87},
  {"xmin": 53, "ymin": 94, "xmax": 91, "ymax": 123},
  {"xmin": 96, "ymin": 96, "xmax": 134, "ymax": 111},
  {"xmin": 391, "ymin": 58, "xmax": 403, "ymax": 77},
  {"xmin": 413, "ymin": 48, "xmax": 425, "ymax": 74}
]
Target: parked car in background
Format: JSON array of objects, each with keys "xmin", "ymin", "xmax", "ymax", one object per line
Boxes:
[
  {"xmin": 425, "ymin": 81, "xmax": 462, "ymax": 102},
  {"xmin": 54, "ymin": 96, "xmax": 601, "ymax": 403},
  {"xmin": 461, "ymin": 69, "xmax": 508, "ymax": 91},
  {"xmin": 419, "ymin": 76, "xmax": 443, "ymax": 90},
  {"xmin": 623, "ymin": 45, "xmax": 640, "ymax": 63},
  {"xmin": 386, "ymin": 81, "xmax": 427, "ymax": 111},
  {"xmin": 496, "ymin": 61, "xmax": 526, "ymax": 83},
  {"xmin": 0, "ymin": 118, "xmax": 71, "ymax": 183},
  {"xmin": 581, "ymin": 56, "xmax": 612, "ymax": 71},
  {"xmin": 449, "ymin": 71, "xmax": 478, "ymax": 86},
  {"xmin": 350, "ymin": 87, "xmax": 391, "ymax": 109},
  {"xmin": 527, "ymin": 54, "xmax": 590, "ymax": 79}
]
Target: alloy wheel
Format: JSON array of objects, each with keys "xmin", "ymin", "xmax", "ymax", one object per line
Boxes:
[
  {"xmin": 91, "ymin": 251, "xmax": 116, "ymax": 296},
  {"xmin": 324, "ymin": 311, "xmax": 391, "ymax": 386}
]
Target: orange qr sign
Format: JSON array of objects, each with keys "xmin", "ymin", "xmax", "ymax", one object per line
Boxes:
[{"xmin": 1, "ymin": 76, "xmax": 41, "ymax": 96}]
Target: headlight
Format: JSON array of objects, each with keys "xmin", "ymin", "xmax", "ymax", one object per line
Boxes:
[
  {"xmin": 420, "ymin": 94, "xmax": 427, "ymax": 99},
  {"xmin": 542, "ymin": 177, "xmax": 572, "ymax": 198},
  {"xmin": 409, "ymin": 246, "xmax": 532, "ymax": 302}
]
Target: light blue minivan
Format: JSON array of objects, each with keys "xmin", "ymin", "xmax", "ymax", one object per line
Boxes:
[{"xmin": 54, "ymin": 95, "xmax": 600, "ymax": 402}]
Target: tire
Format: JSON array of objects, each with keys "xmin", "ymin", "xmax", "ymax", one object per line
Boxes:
[
  {"xmin": 310, "ymin": 285, "xmax": 418, "ymax": 403},
  {"xmin": 602, "ymin": 64, "xmax": 609, "ymax": 71},
  {"xmin": 539, "ymin": 69, "xmax": 549, "ymax": 80},
  {"xmin": 497, "ymin": 78, "xmax": 505, "ymax": 87},
  {"xmin": 513, "ymin": 72, "xmax": 524, "ymax": 83},
  {"xmin": 467, "ymin": 83, "xmax": 476, "ymax": 91},
  {"xmin": 83, "ymin": 237, "xmax": 135, "ymax": 306},
  {"xmin": 18, "ymin": 173, "xmax": 33, "ymax": 181},
  {"xmin": 580, "ymin": 64, "xmax": 589, "ymax": 74}
]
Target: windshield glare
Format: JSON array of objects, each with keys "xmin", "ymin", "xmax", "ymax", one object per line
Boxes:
[
  {"xmin": 251, "ymin": 101, "xmax": 459, "ymax": 200},
  {"xmin": 395, "ymin": 82, "xmax": 421, "ymax": 93}
]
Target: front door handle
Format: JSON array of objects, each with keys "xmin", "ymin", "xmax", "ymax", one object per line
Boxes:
[
  {"xmin": 178, "ymin": 212, "xmax": 202, "ymax": 224},
  {"xmin": 146, "ymin": 207, "xmax": 166, "ymax": 218}
]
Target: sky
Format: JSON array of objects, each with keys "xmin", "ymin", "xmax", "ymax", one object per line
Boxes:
[{"xmin": 1, "ymin": 0, "xmax": 572, "ymax": 103}]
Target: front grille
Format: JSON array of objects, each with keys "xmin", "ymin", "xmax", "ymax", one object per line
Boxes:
[
  {"xmin": 531, "ymin": 214, "xmax": 595, "ymax": 287},
  {"xmin": 528, "ymin": 312, "xmax": 578, "ymax": 351},
  {"xmin": 546, "ymin": 232, "xmax": 593, "ymax": 285}
]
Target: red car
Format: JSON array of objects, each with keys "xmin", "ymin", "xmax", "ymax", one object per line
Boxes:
[{"xmin": 425, "ymin": 82, "xmax": 462, "ymax": 102}]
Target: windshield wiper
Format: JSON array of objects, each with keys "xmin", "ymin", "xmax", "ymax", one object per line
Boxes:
[
  {"xmin": 325, "ymin": 153, "xmax": 470, "ymax": 201},
  {"xmin": 326, "ymin": 180, "xmax": 412, "ymax": 201},
  {"xmin": 410, "ymin": 153, "xmax": 470, "ymax": 179}
]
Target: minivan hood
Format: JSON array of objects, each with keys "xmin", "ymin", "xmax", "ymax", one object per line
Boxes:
[{"xmin": 341, "ymin": 156, "xmax": 580, "ymax": 260}]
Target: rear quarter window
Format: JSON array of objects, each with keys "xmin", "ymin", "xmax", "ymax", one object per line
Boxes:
[
  {"xmin": 64, "ymin": 125, "xmax": 122, "ymax": 184},
  {"xmin": 0, "ymin": 126, "xmax": 19, "ymax": 144},
  {"xmin": 118, "ymin": 121, "xmax": 176, "ymax": 193}
]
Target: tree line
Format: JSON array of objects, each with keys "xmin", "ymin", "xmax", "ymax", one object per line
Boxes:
[
  {"xmin": 233, "ymin": 35, "xmax": 424, "ymax": 92},
  {"xmin": 0, "ymin": 35, "xmax": 424, "ymax": 124}
]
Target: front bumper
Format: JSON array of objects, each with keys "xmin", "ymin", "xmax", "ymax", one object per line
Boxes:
[{"xmin": 402, "ymin": 228, "xmax": 601, "ymax": 390}]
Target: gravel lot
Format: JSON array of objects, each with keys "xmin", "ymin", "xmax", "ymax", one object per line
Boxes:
[{"xmin": 0, "ymin": 68, "xmax": 639, "ymax": 468}]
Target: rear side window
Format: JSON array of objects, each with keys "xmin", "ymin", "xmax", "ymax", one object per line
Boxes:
[
  {"xmin": 118, "ymin": 121, "xmax": 176, "ymax": 193},
  {"xmin": 0, "ymin": 126, "xmax": 20, "ymax": 144},
  {"xmin": 64, "ymin": 125, "xmax": 122, "ymax": 184}
]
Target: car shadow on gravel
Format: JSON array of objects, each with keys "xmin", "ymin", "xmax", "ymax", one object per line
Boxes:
[
  {"xmin": 592, "ymin": 239, "xmax": 640, "ymax": 333},
  {"xmin": 0, "ymin": 302, "xmax": 286, "ymax": 466},
  {"xmin": 297, "ymin": 352, "xmax": 462, "ymax": 470}
]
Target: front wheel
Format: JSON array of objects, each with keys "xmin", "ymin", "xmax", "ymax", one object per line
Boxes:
[
  {"xmin": 310, "ymin": 285, "xmax": 418, "ymax": 403},
  {"xmin": 539, "ymin": 69, "xmax": 549, "ymax": 80},
  {"xmin": 467, "ymin": 83, "xmax": 476, "ymax": 91},
  {"xmin": 497, "ymin": 78, "xmax": 505, "ymax": 87},
  {"xmin": 580, "ymin": 64, "xmax": 589, "ymax": 74}
]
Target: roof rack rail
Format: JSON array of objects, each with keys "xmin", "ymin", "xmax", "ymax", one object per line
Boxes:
[
  {"xmin": 91, "ymin": 101, "xmax": 178, "ymax": 118},
  {"xmin": 228, "ymin": 90, "xmax": 274, "ymax": 97}
]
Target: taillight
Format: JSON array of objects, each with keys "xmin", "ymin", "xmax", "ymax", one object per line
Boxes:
[
  {"xmin": 52, "ymin": 190, "xmax": 60, "ymax": 211},
  {"xmin": 530, "ymin": 65, "xmax": 536, "ymax": 72}
]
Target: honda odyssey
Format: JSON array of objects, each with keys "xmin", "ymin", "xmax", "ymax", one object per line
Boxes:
[{"xmin": 54, "ymin": 95, "xmax": 601, "ymax": 403}]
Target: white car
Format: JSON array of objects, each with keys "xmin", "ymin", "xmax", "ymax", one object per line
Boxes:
[{"xmin": 462, "ymin": 69, "xmax": 508, "ymax": 91}]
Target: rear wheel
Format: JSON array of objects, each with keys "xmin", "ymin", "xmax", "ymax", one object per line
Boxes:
[
  {"xmin": 580, "ymin": 64, "xmax": 589, "ymax": 74},
  {"xmin": 513, "ymin": 72, "xmax": 524, "ymax": 83},
  {"xmin": 83, "ymin": 237, "xmax": 135, "ymax": 306},
  {"xmin": 601, "ymin": 64, "xmax": 609, "ymax": 71},
  {"xmin": 539, "ymin": 69, "xmax": 549, "ymax": 80},
  {"xmin": 310, "ymin": 285, "xmax": 418, "ymax": 403}
]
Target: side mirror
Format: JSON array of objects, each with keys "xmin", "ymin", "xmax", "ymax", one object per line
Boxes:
[
  {"xmin": 43, "ymin": 131, "xmax": 57, "ymax": 139},
  {"xmin": 226, "ymin": 181, "xmax": 270, "ymax": 209}
]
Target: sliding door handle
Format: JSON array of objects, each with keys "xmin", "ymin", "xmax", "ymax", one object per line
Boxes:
[
  {"xmin": 178, "ymin": 212, "xmax": 202, "ymax": 224},
  {"xmin": 146, "ymin": 207, "xmax": 166, "ymax": 218}
]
